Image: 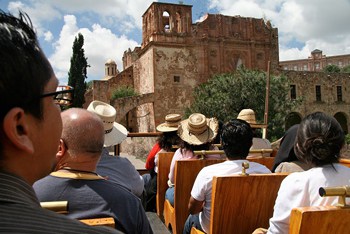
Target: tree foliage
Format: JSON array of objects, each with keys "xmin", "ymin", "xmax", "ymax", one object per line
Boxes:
[
  {"xmin": 342, "ymin": 65, "xmax": 350, "ymax": 73},
  {"xmin": 68, "ymin": 33, "xmax": 89, "ymax": 107},
  {"xmin": 323, "ymin": 64, "xmax": 340, "ymax": 73},
  {"xmin": 185, "ymin": 68, "xmax": 301, "ymax": 141}
]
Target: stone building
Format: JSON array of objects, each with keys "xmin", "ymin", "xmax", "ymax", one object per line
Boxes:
[
  {"xmin": 88, "ymin": 2, "xmax": 279, "ymax": 132},
  {"xmin": 283, "ymin": 70, "xmax": 350, "ymax": 134},
  {"xmin": 280, "ymin": 49, "xmax": 350, "ymax": 72}
]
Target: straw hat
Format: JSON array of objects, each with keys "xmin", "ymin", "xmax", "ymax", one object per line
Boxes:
[
  {"xmin": 178, "ymin": 113, "xmax": 218, "ymax": 145},
  {"xmin": 237, "ymin": 109, "xmax": 261, "ymax": 128},
  {"xmin": 87, "ymin": 100, "xmax": 128, "ymax": 147},
  {"xmin": 156, "ymin": 114, "xmax": 182, "ymax": 132}
]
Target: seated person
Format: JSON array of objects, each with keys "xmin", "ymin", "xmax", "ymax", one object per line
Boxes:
[
  {"xmin": 165, "ymin": 113, "xmax": 225, "ymax": 206},
  {"xmin": 143, "ymin": 113, "xmax": 182, "ymax": 212},
  {"xmin": 266, "ymin": 112, "xmax": 350, "ymax": 234},
  {"xmin": 272, "ymin": 124, "xmax": 311, "ymax": 172},
  {"xmin": 0, "ymin": 11, "xmax": 119, "ymax": 234},
  {"xmin": 183, "ymin": 119, "xmax": 271, "ymax": 234},
  {"xmin": 87, "ymin": 100, "xmax": 144, "ymax": 198},
  {"xmin": 33, "ymin": 108, "xmax": 152, "ymax": 234},
  {"xmin": 237, "ymin": 109, "xmax": 271, "ymax": 158}
]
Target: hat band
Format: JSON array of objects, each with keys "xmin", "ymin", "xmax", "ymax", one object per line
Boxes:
[
  {"xmin": 105, "ymin": 128, "xmax": 113, "ymax": 134},
  {"xmin": 188, "ymin": 125, "xmax": 208, "ymax": 135},
  {"xmin": 165, "ymin": 121, "xmax": 180, "ymax": 127}
]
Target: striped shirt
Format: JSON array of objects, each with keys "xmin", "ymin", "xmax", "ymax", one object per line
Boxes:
[{"xmin": 0, "ymin": 171, "xmax": 122, "ymax": 234}]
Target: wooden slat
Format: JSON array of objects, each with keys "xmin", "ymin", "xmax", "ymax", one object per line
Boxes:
[
  {"xmin": 289, "ymin": 206, "xmax": 350, "ymax": 234},
  {"xmin": 79, "ymin": 217, "xmax": 115, "ymax": 228},
  {"xmin": 156, "ymin": 152, "xmax": 175, "ymax": 220}
]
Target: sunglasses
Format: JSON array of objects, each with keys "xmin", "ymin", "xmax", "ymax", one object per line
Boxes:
[{"xmin": 40, "ymin": 85, "xmax": 74, "ymax": 107}]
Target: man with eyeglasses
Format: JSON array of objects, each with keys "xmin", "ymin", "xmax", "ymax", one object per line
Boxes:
[{"xmin": 0, "ymin": 11, "xmax": 121, "ymax": 233}]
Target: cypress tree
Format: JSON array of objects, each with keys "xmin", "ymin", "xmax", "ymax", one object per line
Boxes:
[{"xmin": 68, "ymin": 33, "xmax": 89, "ymax": 107}]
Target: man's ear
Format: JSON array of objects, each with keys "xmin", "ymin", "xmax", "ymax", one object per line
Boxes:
[
  {"xmin": 3, "ymin": 108, "xmax": 34, "ymax": 154},
  {"xmin": 56, "ymin": 139, "xmax": 66, "ymax": 159}
]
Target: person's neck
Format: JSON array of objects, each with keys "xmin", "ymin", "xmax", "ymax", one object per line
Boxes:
[{"xmin": 60, "ymin": 167, "xmax": 97, "ymax": 175}]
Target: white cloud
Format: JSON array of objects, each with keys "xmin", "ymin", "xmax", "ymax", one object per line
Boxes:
[
  {"xmin": 43, "ymin": 31, "xmax": 53, "ymax": 41},
  {"xmin": 49, "ymin": 14, "xmax": 138, "ymax": 84}
]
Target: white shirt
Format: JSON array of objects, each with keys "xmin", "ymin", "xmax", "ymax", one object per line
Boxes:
[
  {"xmin": 267, "ymin": 163, "xmax": 350, "ymax": 234},
  {"xmin": 191, "ymin": 160, "xmax": 271, "ymax": 233}
]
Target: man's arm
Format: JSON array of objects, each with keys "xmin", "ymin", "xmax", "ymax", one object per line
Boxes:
[{"xmin": 188, "ymin": 196, "xmax": 204, "ymax": 215}]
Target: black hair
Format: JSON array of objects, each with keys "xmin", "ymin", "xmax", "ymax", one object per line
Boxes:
[
  {"xmin": 294, "ymin": 112, "xmax": 344, "ymax": 167},
  {"xmin": 158, "ymin": 131, "xmax": 181, "ymax": 152},
  {"xmin": 221, "ymin": 119, "xmax": 253, "ymax": 159}
]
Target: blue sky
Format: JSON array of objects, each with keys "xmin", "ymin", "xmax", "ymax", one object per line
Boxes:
[{"xmin": 1, "ymin": 0, "xmax": 350, "ymax": 84}]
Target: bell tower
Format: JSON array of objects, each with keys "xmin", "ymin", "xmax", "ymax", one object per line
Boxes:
[{"xmin": 141, "ymin": 2, "xmax": 192, "ymax": 48}]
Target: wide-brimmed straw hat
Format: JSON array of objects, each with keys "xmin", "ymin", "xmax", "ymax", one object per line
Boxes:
[
  {"xmin": 237, "ymin": 109, "xmax": 264, "ymax": 129},
  {"xmin": 178, "ymin": 113, "xmax": 218, "ymax": 145},
  {"xmin": 87, "ymin": 100, "xmax": 128, "ymax": 147},
  {"xmin": 156, "ymin": 114, "xmax": 182, "ymax": 132}
]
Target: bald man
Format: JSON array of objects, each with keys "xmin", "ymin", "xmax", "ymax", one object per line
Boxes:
[{"xmin": 34, "ymin": 108, "xmax": 153, "ymax": 234}]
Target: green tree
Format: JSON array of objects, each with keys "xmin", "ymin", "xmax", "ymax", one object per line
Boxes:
[
  {"xmin": 185, "ymin": 68, "xmax": 301, "ymax": 141},
  {"xmin": 323, "ymin": 64, "xmax": 340, "ymax": 73},
  {"xmin": 341, "ymin": 65, "xmax": 350, "ymax": 73},
  {"xmin": 68, "ymin": 33, "xmax": 89, "ymax": 107}
]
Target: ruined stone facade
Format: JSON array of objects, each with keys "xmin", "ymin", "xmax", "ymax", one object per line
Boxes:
[{"xmin": 88, "ymin": 2, "xmax": 279, "ymax": 132}]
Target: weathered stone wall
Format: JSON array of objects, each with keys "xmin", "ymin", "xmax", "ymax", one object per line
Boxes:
[{"xmin": 284, "ymin": 70, "xmax": 350, "ymax": 132}]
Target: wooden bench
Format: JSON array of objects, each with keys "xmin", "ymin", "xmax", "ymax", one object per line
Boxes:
[
  {"xmin": 157, "ymin": 152, "xmax": 175, "ymax": 221},
  {"xmin": 289, "ymin": 206, "xmax": 350, "ymax": 233},
  {"xmin": 79, "ymin": 217, "xmax": 115, "ymax": 228},
  {"xmin": 191, "ymin": 173, "xmax": 288, "ymax": 234},
  {"xmin": 163, "ymin": 159, "xmax": 225, "ymax": 234},
  {"xmin": 340, "ymin": 158, "xmax": 350, "ymax": 168}
]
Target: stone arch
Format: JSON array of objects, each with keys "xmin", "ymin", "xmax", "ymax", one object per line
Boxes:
[
  {"xmin": 334, "ymin": 112, "xmax": 348, "ymax": 134},
  {"xmin": 285, "ymin": 112, "xmax": 302, "ymax": 131},
  {"xmin": 162, "ymin": 11, "xmax": 170, "ymax": 33}
]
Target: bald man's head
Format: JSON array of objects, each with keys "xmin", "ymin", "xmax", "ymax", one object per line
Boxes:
[{"xmin": 61, "ymin": 108, "xmax": 105, "ymax": 156}]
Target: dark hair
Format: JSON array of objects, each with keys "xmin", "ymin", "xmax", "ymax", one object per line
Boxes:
[
  {"xmin": 221, "ymin": 119, "xmax": 253, "ymax": 159},
  {"xmin": 158, "ymin": 131, "xmax": 180, "ymax": 151},
  {"xmin": 294, "ymin": 112, "xmax": 344, "ymax": 167},
  {"xmin": 0, "ymin": 11, "xmax": 53, "ymax": 121},
  {"xmin": 179, "ymin": 141, "xmax": 211, "ymax": 154}
]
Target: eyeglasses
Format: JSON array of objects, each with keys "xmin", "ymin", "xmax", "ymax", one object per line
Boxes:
[{"xmin": 40, "ymin": 85, "xmax": 74, "ymax": 107}]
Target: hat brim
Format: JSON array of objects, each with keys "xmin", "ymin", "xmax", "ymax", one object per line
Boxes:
[
  {"xmin": 178, "ymin": 118, "xmax": 218, "ymax": 145},
  {"xmin": 156, "ymin": 123, "xmax": 178, "ymax": 132},
  {"xmin": 104, "ymin": 122, "xmax": 128, "ymax": 147}
]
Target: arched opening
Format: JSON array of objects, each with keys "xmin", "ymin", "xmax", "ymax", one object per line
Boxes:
[
  {"xmin": 175, "ymin": 12, "xmax": 181, "ymax": 33},
  {"xmin": 162, "ymin": 11, "xmax": 170, "ymax": 33},
  {"xmin": 334, "ymin": 112, "xmax": 348, "ymax": 134},
  {"xmin": 285, "ymin": 112, "xmax": 302, "ymax": 131}
]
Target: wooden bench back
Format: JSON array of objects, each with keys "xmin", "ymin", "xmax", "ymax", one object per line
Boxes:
[
  {"xmin": 167, "ymin": 159, "xmax": 225, "ymax": 234},
  {"xmin": 340, "ymin": 158, "xmax": 350, "ymax": 168},
  {"xmin": 247, "ymin": 157, "xmax": 275, "ymax": 171},
  {"xmin": 209, "ymin": 173, "xmax": 287, "ymax": 234},
  {"xmin": 289, "ymin": 206, "xmax": 350, "ymax": 234},
  {"xmin": 157, "ymin": 152, "xmax": 175, "ymax": 219}
]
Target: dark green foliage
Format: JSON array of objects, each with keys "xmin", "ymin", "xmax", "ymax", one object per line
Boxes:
[
  {"xmin": 323, "ymin": 64, "xmax": 340, "ymax": 73},
  {"xmin": 341, "ymin": 65, "xmax": 350, "ymax": 73},
  {"xmin": 111, "ymin": 86, "xmax": 139, "ymax": 100},
  {"xmin": 68, "ymin": 33, "xmax": 89, "ymax": 107},
  {"xmin": 185, "ymin": 68, "xmax": 301, "ymax": 141}
]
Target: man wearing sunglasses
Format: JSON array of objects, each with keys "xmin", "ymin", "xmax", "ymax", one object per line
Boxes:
[{"xmin": 0, "ymin": 11, "xmax": 121, "ymax": 233}]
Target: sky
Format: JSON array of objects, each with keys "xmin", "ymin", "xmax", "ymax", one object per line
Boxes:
[{"xmin": 1, "ymin": 0, "xmax": 350, "ymax": 84}]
